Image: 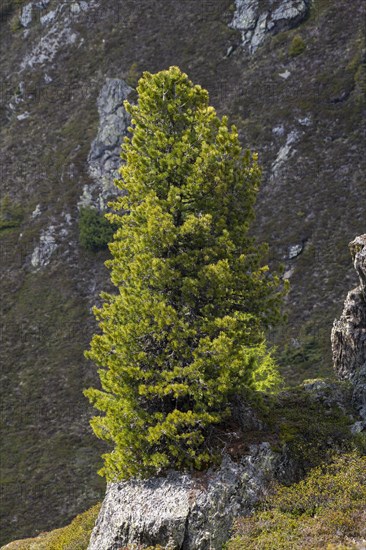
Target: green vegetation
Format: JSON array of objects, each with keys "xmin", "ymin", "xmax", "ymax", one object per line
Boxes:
[
  {"xmin": 125, "ymin": 62, "xmax": 140, "ymax": 87},
  {"xmin": 265, "ymin": 383, "xmax": 364, "ymax": 471},
  {"xmin": 84, "ymin": 66, "xmax": 285, "ymax": 480},
  {"xmin": 0, "ymin": 270, "xmax": 105, "ymax": 547},
  {"xmin": 228, "ymin": 453, "xmax": 366, "ymax": 550},
  {"xmin": 276, "ymin": 320, "xmax": 329, "ymax": 385},
  {"xmin": 3, "ymin": 504, "xmax": 101, "ymax": 550},
  {"xmin": 2, "ymin": 0, "xmax": 365, "ymax": 544},
  {"xmin": 0, "ymin": 194, "xmax": 23, "ymax": 231},
  {"xmin": 78, "ymin": 206, "xmax": 116, "ymax": 251},
  {"xmin": 10, "ymin": 14, "xmax": 21, "ymax": 32},
  {"xmin": 289, "ymin": 34, "xmax": 306, "ymax": 57}
]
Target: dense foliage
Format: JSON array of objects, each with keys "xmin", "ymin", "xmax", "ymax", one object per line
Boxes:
[
  {"xmin": 84, "ymin": 66, "xmax": 285, "ymax": 480},
  {"xmin": 228, "ymin": 453, "xmax": 366, "ymax": 550},
  {"xmin": 79, "ymin": 206, "xmax": 116, "ymax": 251}
]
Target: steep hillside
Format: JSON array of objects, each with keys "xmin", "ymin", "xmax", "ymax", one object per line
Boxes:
[{"xmin": 0, "ymin": 0, "xmax": 365, "ymax": 545}]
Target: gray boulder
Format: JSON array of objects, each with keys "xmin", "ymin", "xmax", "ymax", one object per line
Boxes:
[
  {"xmin": 231, "ymin": 0, "xmax": 310, "ymax": 53},
  {"xmin": 88, "ymin": 443, "xmax": 285, "ymax": 550},
  {"xmin": 331, "ymin": 235, "xmax": 366, "ymax": 428}
]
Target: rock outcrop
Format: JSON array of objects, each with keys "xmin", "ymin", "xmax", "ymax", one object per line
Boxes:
[
  {"xmin": 79, "ymin": 78, "xmax": 132, "ymax": 209},
  {"xmin": 20, "ymin": 0, "xmax": 98, "ymax": 70},
  {"xmin": 230, "ymin": 0, "xmax": 310, "ymax": 53},
  {"xmin": 331, "ymin": 235, "xmax": 366, "ymax": 429},
  {"xmin": 88, "ymin": 444, "xmax": 288, "ymax": 550},
  {"xmin": 87, "ymin": 78, "xmax": 132, "ymax": 184}
]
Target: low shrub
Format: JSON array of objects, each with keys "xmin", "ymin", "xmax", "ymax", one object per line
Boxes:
[
  {"xmin": 228, "ymin": 453, "xmax": 366, "ymax": 550},
  {"xmin": 289, "ymin": 34, "xmax": 306, "ymax": 57},
  {"xmin": 78, "ymin": 206, "xmax": 116, "ymax": 251},
  {"xmin": 0, "ymin": 195, "xmax": 24, "ymax": 230}
]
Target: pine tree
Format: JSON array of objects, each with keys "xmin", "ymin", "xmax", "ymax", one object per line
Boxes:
[{"xmin": 84, "ymin": 66, "xmax": 285, "ymax": 481}]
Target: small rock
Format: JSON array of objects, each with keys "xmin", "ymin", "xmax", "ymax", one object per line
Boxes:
[
  {"xmin": 289, "ymin": 243, "xmax": 303, "ymax": 259},
  {"xmin": 78, "ymin": 185, "xmax": 94, "ymax": 209},
  {"xmin": 298, "ymin": 116, "xmax": 311, "ymax": 126},
  {"xmin": 31, "ymin": 204, "xmax": 42, "ymax": 219},
  {"xmin": 351, "ymin": 421, "xmax": 365, "ymax": 434},
  {"xmin": 271, "ymin": 1, "xmax": 309, "ymax": 27},
  {"xmin": 34, "ymin": 0, "xmax": 50, "ymax": 8},
  {"xmin": 64, "ymin": 213, "xmax": 72, "ymax": 225},
  {"xmin": 18, "ymin": 81, "xmax": 26, "ymax": 95},
  {"xmin": 279, "ymin": 70, "xmax": 291, "ymax": 79},
  {"xmin": 19, "ymin": 3, "xmax": 33, "ymax": 28},
  {"xmin": 79, "ymin": 1, "xmax": 89, "ymax": 11},
  {"xmin": 271, "ymin": 130, "xmax": 300, "ymax": 176},
  {"xmin": 283, "ymin": 266, "xmax": 295, "ymax": 279},
  {"xmin": 31, "ymin": 225, "xmax": 57, "ymax": 268},
  {"xmin": 40, "ymin": 10, "xmax": 57, "ymax": 26},
  {"xmin": 70, "ymin": 3, "xmax": 81, "ymax": 15},
  {"xmin": 17, "ymin": 112, "xmax": 30, "ymax": 121},
  {"xmin": 272, "ymin": 125, "xmax": 285, "ymax": 137}
]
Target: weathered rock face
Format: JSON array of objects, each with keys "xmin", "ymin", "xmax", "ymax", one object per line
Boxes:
[
  {"xmin": 88, "ymin": 444, "xmax": 287, "ymax": 550},
  {"xmin": 230, "ymin": 0, "xmax": 310, "ymax": 53},
  {"xmin": 88, "ymin": 78, "xmax": 132, "ymax": 183},
  {"xmin": 79, "ymin": 78, "xmax": 132, "ymax": 210},
  {"xmin": 331, "ymin": 235, "xmax": 366, "ymax": 427}
]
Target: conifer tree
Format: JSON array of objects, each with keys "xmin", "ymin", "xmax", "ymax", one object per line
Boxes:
[{"xmin": 84, "ymin": 66, "xmax": 285, "ymax": 480}]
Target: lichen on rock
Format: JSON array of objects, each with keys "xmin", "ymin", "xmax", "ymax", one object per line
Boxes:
[{"xmin": 88, "ymin": 444, "xmax": 285, "ymax": 550}]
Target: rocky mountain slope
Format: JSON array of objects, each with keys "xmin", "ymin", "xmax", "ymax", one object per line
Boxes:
[{"xmin": 0, "ymin": 0, "xmax": 365, "ymax": 545}]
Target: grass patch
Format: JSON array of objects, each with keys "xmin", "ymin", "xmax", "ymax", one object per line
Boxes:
[
  {"xmin": 264, "ymin": 382, "xmax": 363, "ymax": 472},
  {"xmin": 3, "ymin": 503, "xmax": 101, "ymax": 550},
  {"xmin": 275, "ymin": 318, "xmax": 334, "ymax": 386},
  {"xmin": 228, "ymin": 453, "xmax": 366, "ymax": 550},
  {"xmin": 0, "ymin": 194, "xmax": 24, "ymax": 231}
]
